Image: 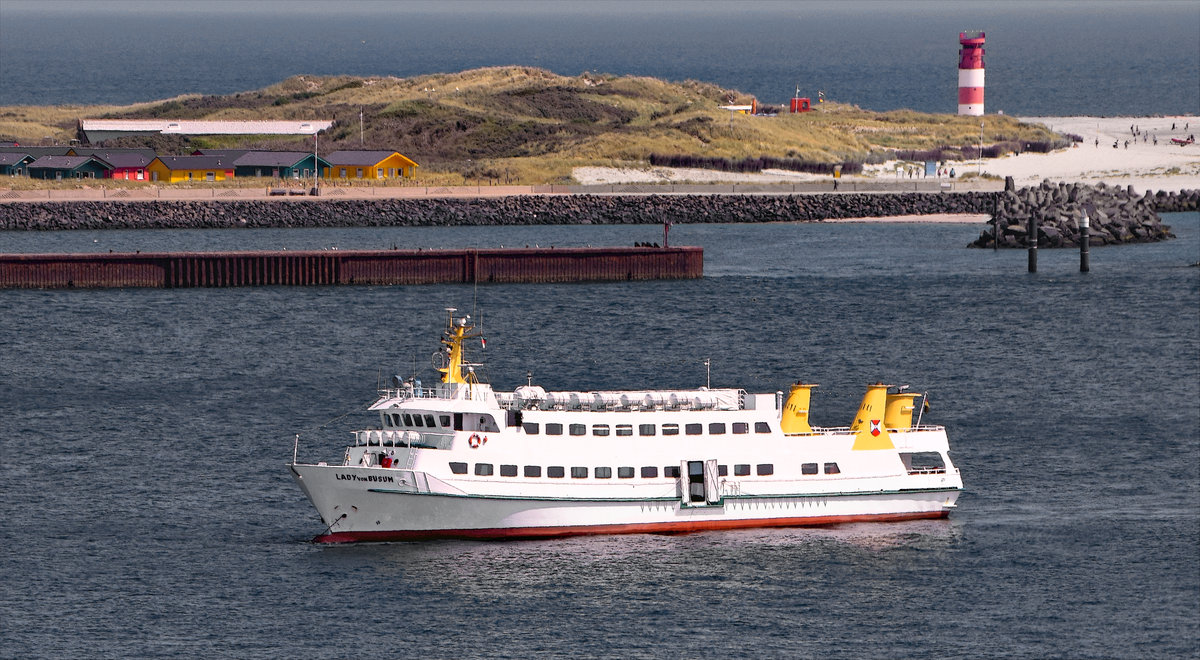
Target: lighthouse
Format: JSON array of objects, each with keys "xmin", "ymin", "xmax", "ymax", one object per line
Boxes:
[{"xmin": 958, "ymin": 31, "xmax": 985, "ymax": 116}]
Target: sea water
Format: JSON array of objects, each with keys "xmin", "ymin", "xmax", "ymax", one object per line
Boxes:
[
  {"xmin": 1, "ymin": 215, "xmax": 1197, "ymax": 657},
  {"xmin": 1, "ymin": 1, "xmax": 1197, "ymax": 116}
]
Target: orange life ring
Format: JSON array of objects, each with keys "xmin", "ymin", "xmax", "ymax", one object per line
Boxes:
[{"xmin": 468, "ymin": 434, "xmax": 482, "ymax": 448}]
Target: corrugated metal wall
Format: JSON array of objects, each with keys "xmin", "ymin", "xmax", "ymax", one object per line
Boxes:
[{"xmin": 0, "ymin": 247, "xmax": 702, "ymax": 289}]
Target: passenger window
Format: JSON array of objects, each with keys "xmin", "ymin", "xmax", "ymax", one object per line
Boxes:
[
  {"xmin": 664, "ymin": 466, "xmax": 680, "ymax": 478},
  {"xmin": 755, "ymin": 422, "xmax": 771, "ymax": 433},
  {"xmin": 801, "ymin": 463, "xmax": 818, "ymax": 475},
  {"xmin": 756, "ymin": 464, "xmax": 774, "ymax": 476},
  {"xmin": 732, "ymin": 422, "xmax": 749, "ymax": 434},
  {"xmin": 615, "ymin": 424, "xmax": 633, "ymax": 436},
  {"xmin": 403, "ymin": 414, "xmax": 413, "ymax": 426},
  {"xmin": 524, "ymin": 465, "xmax": 542, "ymax": 477},
  {"xmin": 569, "ymin": 424, "xmax": 586, "ymax": 436},
  {"xmin": 824, "ymin": 463, "xmax": 841, "ymax": 474},
  {"xmin": 449, "ymin": 462, "xmax": 467, "ymax": 474},
  {"xmin": 423, "ymin": 415, "xmax": 436, "ymax": 427},
  {"xmin": 439, "ymin": 415, "xmax": 451, "ymax": 427},
  {"xmin": 718, "ymin": 464, "xmax": 728, "ymax": 476},
  {"xmin": 546, "ymin": 423, "xmax": 563, "ymax": 435},
  {"xmin": 547, "ymin": 466, "xmax": 565, "ymax": 478},
  {"xmin": 685, "ymin": 423, "xmax": 702, "ymax": 435},
  {"xmin": 640, "ymin": 466, "xmax": 658, "ymax": 478},
  {"xmin": 639, "ymin": 424, "xmax": 656, "ymax": 436},
  {"xmin": 479, "ymin": 415, "xmax": 500, "ymax": 432},
  {"xmin": 618, "ymin": 467, "xmax": 635, "ymax": 478},
  {"xmin": 413, "ymin": 415, "xmax": 424, "ymax": 427},
  {"xmin": 571, "ymin": 467, "xmax": 588, "ymax": 478},
  {"xmin": 475, "ymin": 463, "xmax": 493, "ymax": 476},
  {"xmin": 709, "ymin": 422, "xmax": 726, "ymax": 434},
  {"xmin": 734, "ymin": 464, "xmax": 750, "ymax": 476},
  {"xmin": 523, "ymin": 422, "xmax": 540, "ymax": 434},
  {"xmin": 500, "ymin": 464, "xmax": 518, "ymax": 477},
  {"xmin": 595, "ymin": 467, "xmax": 613, "ymax": 479},
  {"xmin": 592, "ymin": 424, "xmax": 610, "ymax": 436},
  {"xmin": 662, "ymin": 424, "xmax": 679, "ymax": 435}
]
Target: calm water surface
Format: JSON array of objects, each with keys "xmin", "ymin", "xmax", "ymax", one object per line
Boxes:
[{"xmin": 2, "ymin": 216, "xmax": 1197, "ymax": 658}]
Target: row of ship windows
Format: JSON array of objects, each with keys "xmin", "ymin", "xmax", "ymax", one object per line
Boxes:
[
  {"xmin": 448, "ymin": 462, "xmax": 841, "ymax": 478},
  {"xmin": 385, "ymin": 413, "xmax": 450, "ymax": 429},
  {"xmin": 521, "ymin": 421, "xmax": 772, "ymax": 436}
]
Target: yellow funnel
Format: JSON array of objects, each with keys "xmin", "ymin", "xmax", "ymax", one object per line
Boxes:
[
  {"xmin": 780, "ymin": 383, "xmax": 817, "ymax": 434},
  {"xmin": 850, "ymin": 383, "xmax": 894, "ymax": 450},
  {"xmin": 885, "ymin": 392, "xmax": 920, "ymax": 430}
]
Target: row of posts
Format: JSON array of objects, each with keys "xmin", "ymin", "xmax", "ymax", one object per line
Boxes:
[{"xmin": 997, "ymin": 205, "xmax": 1091, "ymax": 273}]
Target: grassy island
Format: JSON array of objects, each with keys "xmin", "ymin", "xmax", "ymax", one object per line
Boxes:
[{"xmin": 0, "ymin": 66, "xmax": 1065, "ymax": 185}]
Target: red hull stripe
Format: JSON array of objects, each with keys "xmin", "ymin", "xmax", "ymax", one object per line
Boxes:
[{"xmin": 313, "ymin": 510, "xmax": 950, "ymax": 543}]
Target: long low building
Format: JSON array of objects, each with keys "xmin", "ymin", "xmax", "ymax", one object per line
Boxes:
[{"xmin": 78, "ymin": 119, "xmax": 334, "ymax": 143}]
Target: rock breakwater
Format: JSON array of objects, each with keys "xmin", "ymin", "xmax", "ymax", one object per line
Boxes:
[
  {"xmin": 1, "ymin": 193, "xmax": 995, "ymax": 232},
  {"xmin": 967, "ymin": 179, "xmax": 1192, "ymax": 248}
]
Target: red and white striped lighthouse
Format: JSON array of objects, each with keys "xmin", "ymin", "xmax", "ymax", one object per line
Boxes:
[{"xmin": 958, "ymin": 31, "xmax": 985, "ymax": 116}]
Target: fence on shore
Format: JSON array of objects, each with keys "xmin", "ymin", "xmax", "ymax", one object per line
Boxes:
[
  {"xmin": 0, "ymin": 246, "xmax": 703, "ymax": 289},
  {"xmin": 0, "ymin": 179, "xmax": 999, "ymax": 203}
]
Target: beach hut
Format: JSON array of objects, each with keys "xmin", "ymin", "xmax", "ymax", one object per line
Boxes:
[
  {"xmin": 325, "ymin": 150, "xmax": 418, "ymax": 180},
  {"xmin": 67, "ymin": 150, "xmax": 156, "ymax": 180},
  {"xmin": 26, "ymin": 155, "xmax": 112, "ymax": 180},
  {"xmin": 0, "ymin": 152, "xmax": 35, "ymax": 176},
  {"xmin": 228, "ymin": 151, "xmax": 332, "ymax": 179},
  {"xmin": 146, "ymin": 156, "xmax": 235, "ymax": 183}
]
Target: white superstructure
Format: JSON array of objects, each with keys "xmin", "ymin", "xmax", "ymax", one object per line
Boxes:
[{"xmin": 290, "ymin": 310, "xmax": 963, "ymax": 542}]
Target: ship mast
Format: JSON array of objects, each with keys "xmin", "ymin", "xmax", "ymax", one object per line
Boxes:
[{"xmin": 438, "ymin": 308, "xmax": 481, "ymax": 385}]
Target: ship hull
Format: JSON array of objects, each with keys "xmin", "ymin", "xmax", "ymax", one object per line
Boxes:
[{"xmin": 291, "ymin": 464, "xmax": 959, "ymax": 543}]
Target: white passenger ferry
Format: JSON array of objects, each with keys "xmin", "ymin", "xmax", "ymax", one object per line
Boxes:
[{"xmin": 289, "ymin": 310, "xmax": 962, "ymax": 542}]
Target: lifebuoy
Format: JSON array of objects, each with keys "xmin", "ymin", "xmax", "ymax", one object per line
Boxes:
[{"xmin": 468, "ymin": 434, "xmax": 482, "ymax": 448}]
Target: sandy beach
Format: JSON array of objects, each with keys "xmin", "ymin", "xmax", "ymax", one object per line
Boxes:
[{"xmin": 574, "ymin": 115, "xmax": 1200, "ymax": 193}]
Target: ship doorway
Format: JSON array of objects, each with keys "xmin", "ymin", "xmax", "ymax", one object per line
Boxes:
[{"xmin": 681, "ymin": 459, "xmax": 722, "ymax": 507}]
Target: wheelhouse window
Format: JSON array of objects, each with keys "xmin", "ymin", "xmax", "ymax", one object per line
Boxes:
[
  {"xmin": 734, "ymin": 464, "xmax": 750, "ymax": 476},
  {"xmin": 413, "ymin": 415, "xmax": 424, "ymax": 428},
  {"xmin": 524, "ymin": 465, "xmax": 542, "ymax": 477},
  {"xmin": 662, "ymin": 424, "xmax": 679, "ymax": 436},
  {"xmin": 449, "ymin": 462, "xmax": 467, "ymax": 474},
  {"xmin": 801, "ymin": 463, "xmax": 818, "ymax": 475},
  {"xmin": 824, "ymin": 462, "xmax": 841, "ymax": 474},
  {"xmin": 639, "ymin": 424, "xmax": 656, "ymax": 436},
  {"xmin": 569, "ymin": 424, "xmax": 586, "ymax": 436},
  {"xmin": 755, "ymin": 422, "xmax": 771, "ymax": 433},
  {"xmin": 756, "ymin": 464, "xmax": 774, "ymax": 476},
  {"xmin": 571, "ymin": 467, "xmax": 588, "ymax": 478},
  {"xmin": 403, "ymin": 414, "xmax": 413, "ymax": 426},
  {"xmin": 685, "ymin": 423, "xmax": 702, "ymax": 435},
  {"xmin": 732, "ymin": 422, "xmax": 749, "ymax": 434},
  {"xmin": 547, "ymin": 466, "xmax": 565, "ymax": 478},
  {"xmin": 618, "ymin": 467, "xmax": 635, "ymax": 478},
  {"xmin": 640, "ymin": 466, "xmax": 658, "ymax": 478},
  {"xmin": 500, "ymin": 465, "xmax": 518, "ymax": 477},
  {"xmin": 592, "ymin": 424, "xmax": 610, "ymax": 437},
  {"xmin": 615, "ymin": 424, "xmax": 633, "ymax": 436},
  {"xmin": 523, "ymin": 422, "xmax": 540, "ymax": 434},
  {"xmin": 595, "ymin": 467, "xmax": 613, "ymax": 479},
  {"xmin": 423, "ymin": 414, "xmax": 436, "ymax": 427},
  {"xmin": 475, "ymin": 463, "xmax": 493, "ymax": 476},
  {"xmin": 545, "ymin": 423, "xmax": 563, "ymax": 436}
]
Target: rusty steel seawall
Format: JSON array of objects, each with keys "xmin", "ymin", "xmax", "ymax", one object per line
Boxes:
[{"xmin": 0, "ymin": 247, "xmax": 703, "ymax": 289}]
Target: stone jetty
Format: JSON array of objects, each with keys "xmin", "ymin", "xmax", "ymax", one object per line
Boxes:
[
  {"xmin": 1, "ymin": 189, "xmax": 1194, "ymax": 244},
  {"xmin": 967, "ymin": 178, "xmax": 1193, "ymax": 248}
]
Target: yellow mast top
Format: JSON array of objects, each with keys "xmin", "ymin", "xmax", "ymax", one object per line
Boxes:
[{"xmin": 437, "ymin": 309, "xmax": 482, "ymax": 385}]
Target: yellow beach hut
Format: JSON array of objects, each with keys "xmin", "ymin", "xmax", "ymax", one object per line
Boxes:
[
  {"xmin": 146, "ymin": 155, "xmax": 236, "ymax": 183},
  {"xmin": 325, "ymin": 150, "xmax": 418, "ymax": 180}
]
